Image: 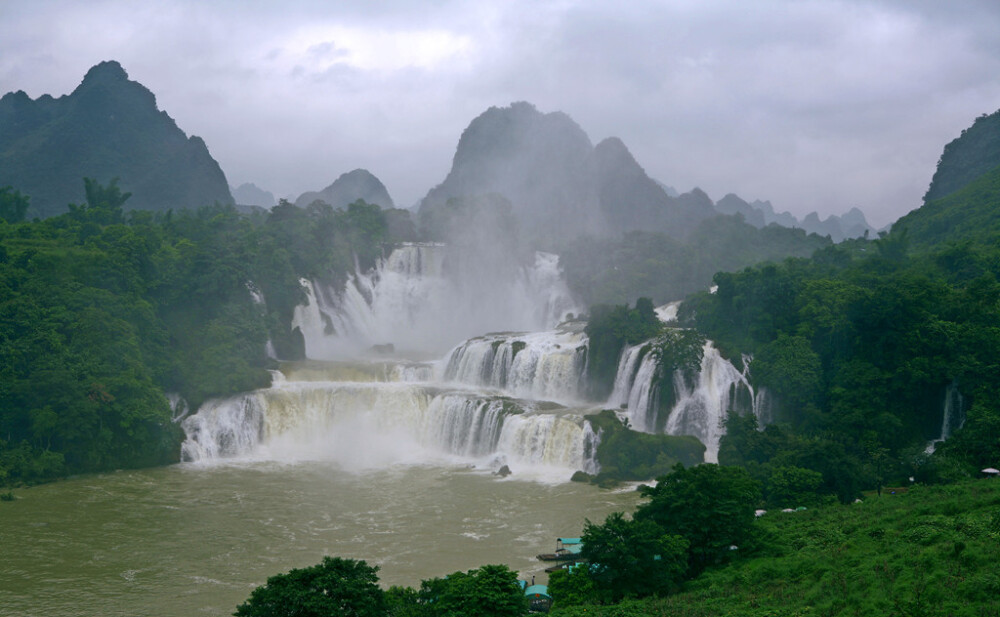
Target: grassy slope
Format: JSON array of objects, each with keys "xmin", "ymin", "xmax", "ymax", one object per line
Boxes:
[{"xmin": 551, "ymin": 479, "xmax": 1000, "ymax": 616}]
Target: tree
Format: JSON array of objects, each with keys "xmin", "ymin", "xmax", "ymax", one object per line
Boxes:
[
  {"xmin": 418, "ymin": 564, "xmax": 528, "ymax": 617},
  {"xmin": 635, "ymin": 463, "xmax": 760, "ymax": 573},
  {"xmin": 233, "ymin": 556, "xmax": 386, "ymax": 617},
  {"xmin": 579, "ymin": 512, "xmax": 688, "ymax": 601},
  {"xmin": 0, "ymin": 186, "xmax": 30, "ymax": 223}
]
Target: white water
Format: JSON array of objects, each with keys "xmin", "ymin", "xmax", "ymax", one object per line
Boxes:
[
  {"xmin": 181, "ymin": 361, "xmax": 597, "ymax": 481},
  {"xmin": 608, "ymin": 338, "xmax": 763, "ymax": 463},
  {"xmin": 665, "ymin": 343, "xmax": 758, "ymax": 462},
  {"xmin": 925, "ymin": 381, "xmax": 966, "ymax": 454},
  {"xmin": 188, "ymin": 244, "xmax": 595, "ymax": 482},
  {"xmin": 441, "ymin": 325, "xmax": 589, "ymax": 405},
  {"xmin": 292, "ymin": 244, "xmax": 579, "ymax": 358}
]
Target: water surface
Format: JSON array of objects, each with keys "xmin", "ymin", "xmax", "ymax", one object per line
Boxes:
[{"xmin": 1, "ymin": 462, "xmax": 637, "ymax": 616}]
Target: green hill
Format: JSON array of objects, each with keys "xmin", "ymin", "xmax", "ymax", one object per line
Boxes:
[
  {"xmin": 0, "ymin": 61, "xmax": 233, "ymax": 219},
  {"xmin": 924, "ymin": 109, "xmax": 1000, "ymax": 203},
  {"xmin": 550, "ymin": 478, "xmax": 1000, "ymax": 616},
  {"xmin": 895, "ymin": 161, "xmax": 1000, "ymax": 250}
]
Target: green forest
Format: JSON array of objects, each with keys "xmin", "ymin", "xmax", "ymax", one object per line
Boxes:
[{"xmin": 0, "ymin": 180, "xmax": 390, "ymax": 485}]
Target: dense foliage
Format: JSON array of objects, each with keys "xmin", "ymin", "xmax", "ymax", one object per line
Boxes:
[
  {"xmin": 234, "ymin": 557, "xmax": 386, "ymax": 617},
  {"xmin": 584, "ymin": 298, "xmax": 663, "ymax": 399},
  {"xmin": 581, "ymin": 410, "xmax": 705, "ymax": 485},
  {"xmin": 559, "ymin": 214, "xmax": 830, "ymax": 307},
  {"xmin": 236, "ymin": 559, "xmax": 528, "ymax": 617},
  {"xmin": 555, "ymin": 464, "xmax": 760, "ymax": 607},
  {"xmin": 923, "ymin": 108, "xmax": 1000, "ymax": 202},
  {"xmin": 679, "ymin": 217, "xmax": 1000, "ymax": 495},
  {"xmin": 550, "ymin": 478, "xmax": 1000, "ymax": 617},
  {"xmin": 0, "ymin": 180, "xmax": 392, "ymax": 485},
  {"xmin": 897, "ymin": 161, "xmax": 1000, "ymax": 249}
]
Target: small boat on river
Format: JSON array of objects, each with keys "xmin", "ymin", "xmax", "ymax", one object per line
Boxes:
[{"xmin": 536, "ymin": 537, "xmax": 583, "ymax": 561}]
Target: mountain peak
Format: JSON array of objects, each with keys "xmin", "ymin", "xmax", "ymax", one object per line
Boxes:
[
  {"xmin": 0, "ymin": 61, "xmax": 233, "ymax": 218},
  {"xmin": 81, "ymin": 60, "xmax": 129, "ymax": 85},
  {"xmin": 295, "ymin": 168, "xmax": 394, "ymax": 209}
]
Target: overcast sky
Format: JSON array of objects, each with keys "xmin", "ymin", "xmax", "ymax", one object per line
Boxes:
[{"xmin": 2, "ymin": 1, "xmax": 999, "ymax": 227}]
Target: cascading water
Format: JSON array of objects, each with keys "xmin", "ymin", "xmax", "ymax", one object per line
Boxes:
[
  {"xmin": 440, "ymin": 325, "xmax": 588, "ymax": 405},
  {"xmin": 292, "ymin": 244, "xmax": 579, "ymax": 359},
  {"xmin": 180, "ymin": 362, "xmax": 598, "ymax": 479},
  {"xmin": 664, "ymin": 343, "xmax": 758, "ymax": 463},
  {"xmin": 925, "ymin": 381, "xmax": 966, "ymax": 453},
  {"xmin": 183, "ymin": 242, "xmax": 598, "ymax": 481},
  {"xmin": 608, "ymin": 338, "xmax": 764, "ymax": 463}
]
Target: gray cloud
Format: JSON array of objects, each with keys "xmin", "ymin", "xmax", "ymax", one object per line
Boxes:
[{"xmin": 2, "ymin": 0, "xmax": 999, "ymax": 225}]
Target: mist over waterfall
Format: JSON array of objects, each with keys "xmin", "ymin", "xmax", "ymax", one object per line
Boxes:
[
  {"xmin": 181, "ymin": 376, "xmax": 597, "ymax": 478},
  {"xmin": 292, "ymin": 244, "xmax": 578, "ymax": 359}
]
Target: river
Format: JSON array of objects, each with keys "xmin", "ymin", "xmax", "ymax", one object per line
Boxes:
[{"xmin": 1, "ymin": 462, "xmax": 638, "ymax": 616}]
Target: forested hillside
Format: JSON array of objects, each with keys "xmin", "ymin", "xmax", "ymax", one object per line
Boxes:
[
  {"xmin": 559, "ymin": 214, "xmax": 831, "ymax": 306},
  {"xmin": 0, "ymin": 182, "xmax": 391, "ymax": 485},
  {"xmin": 676, "ymin": 109, "xmax": 1000, "ymax": 503}
]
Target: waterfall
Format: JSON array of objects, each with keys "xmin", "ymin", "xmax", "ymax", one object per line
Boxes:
[
  {"xmin": 441, "ymin": 326, "xmax": 588, "ymax": 404},
  {"xmin": 608, "ymin": 338, "xmax": 761, "ymax": 463},
  {"xmin": 179, "ymin": 369, "xmax": 597, "ymax": 477},
  {"xmin": 291, "ymin": 244, "xmax": 580, "ymax": 359},
  {"xmin": 664, "ymin": 343, "xmax": 757, "ymax": 463},
  {"xmin": 926, "ymin": 381, "xmax": 966, "ymax": 454}
]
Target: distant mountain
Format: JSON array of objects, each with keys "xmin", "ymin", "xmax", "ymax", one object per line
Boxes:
[
  {"xmin": 419, "ymin": 102, "xmax": 716, "ymax": 242},
  {"xmin": 0, "ymin": 60, "xmax": 233, "ymax": 219},
  {"xmin": 924, "ymin": 109, "xmax": 1000, "ymax": 203},
  {"xmin": 714, "ymin": 193, "xmax": 873, "ymax": 242},
  {"xmin": 714, "ymin": 194, "xmax": 765, "ymax": 228},
  {"xmin": 232, "ymin": 182, "xmax": 275, "ymax": 208},
  {"xmin": 295, "ymin": 169, "xmax": 394, "ymax": 210}
]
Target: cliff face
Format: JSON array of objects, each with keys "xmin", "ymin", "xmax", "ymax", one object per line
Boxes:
[{"xmin": 0, "ymin": 60, "xmax": 233, "ymax": 218}]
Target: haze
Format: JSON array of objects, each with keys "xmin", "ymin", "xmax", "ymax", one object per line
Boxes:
[{"xmin": 3, "ymin": 0, "xmax": 1000, "ymax": 227}]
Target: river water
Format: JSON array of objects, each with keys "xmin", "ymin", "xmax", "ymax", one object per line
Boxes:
[{"xmin": 1, "ymin": 462, "xmax": 637, "ymax": 616}]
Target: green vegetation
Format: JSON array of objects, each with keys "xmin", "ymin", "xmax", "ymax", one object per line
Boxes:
[
  {"xmin": 236, "ymin": 559, "xmax": 528, "ymax": 617},
  {"xmin": 0, "ymin": 180, "xmax": 393, "ymax": 486},
  {"xmin": 896, "ymin": 162, "xmax": 1000, "ymax": 249},
  {"xmin": 583, "ymin": 410, "xmax": 705, "ymax": 485},
  {"xmin": 584, "ymin": 298, "xmax": 663, "ymax": 399},
  {"xmin": 235, "ymin": 557, "xmax": 386, "ymax": 617},
  {"xmin": 551, "ymin": 463, "xmax": 760, "ymax": 609},
  {"xmin": 559, "ymin": 214, "xmax": 831, "ymax": 307},
  {"xmin": 924, "ymin": 108, "xmax": 1000, "ymax": 202},
  {"xmin": 550, "ymin": 478, "xmax": 1000, "ymax": 616},
  {"xmin": 679, "ymin": 222, "xmax": 1000, "ymax": 496}
]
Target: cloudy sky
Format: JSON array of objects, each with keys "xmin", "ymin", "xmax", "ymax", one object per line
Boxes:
[{"xmin": 2, "ymin": 0, "xmax": 999, "ymax": 227}]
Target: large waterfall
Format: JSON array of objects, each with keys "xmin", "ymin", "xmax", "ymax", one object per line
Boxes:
[
  {"xmin": 181, "ymin": 243, "xmax": 598, "ymax": 481},
  {"xmin": 292, "ymin": 244, "xmax": 579, "ymax": 359},
  {"xmin": 181, "ymin": 243, "xmax": 782, "ymax": 479}
]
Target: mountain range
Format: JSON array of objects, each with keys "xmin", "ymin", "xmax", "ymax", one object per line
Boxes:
[{"xmin": 1, "ymin": 62, "xmax": 874, "ymax": 242}]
